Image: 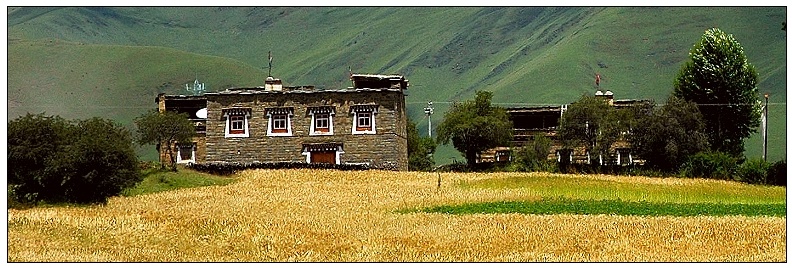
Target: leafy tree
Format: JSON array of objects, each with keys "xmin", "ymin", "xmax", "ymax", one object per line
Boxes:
[
  {"xmin": 630, "ymin": 96, "xmax": 709, "ymax": 171},
  {"xmin": 8, "ymin": 113, "xmax": 73, "ymax": 203},
  {"xmin": 558, "ymin": 95, "xmax": 627, "ymax": 164},
  {"xmin": 407, "ymin": 118, "xmax": 436, "ymax": 171},
  {"xmin": 679, "ymin": 151, "xmax": 739, "ymax": 180},
  {"xmin": 8, "ymin": 113, "xmax": 141, "ymax": 204},
  {"xmin": 673, "ymin": 28, "xmax": 761, "ymax": 157},
  {"xmin": 512, "ymin": 134, "xmax": 554, "ymax": 172},
  {"xmin": 737, "ymin": 159, "xmax": 771, "ymax": 185},
  {"xmin": 58, "ymin": 118, "xmax": 141, "ymax": 203},
  {"xmin": 135, "ymin": 110, "xmax": 196, "ymax": 171},
  {"xmin": 436, "ymin": 91, "xmax": 513, "ymax": 166}
]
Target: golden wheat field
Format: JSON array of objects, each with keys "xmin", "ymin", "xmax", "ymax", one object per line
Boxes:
[{"xmin": 7, "ymin": 169, "xmax": 787, "ymax": 262}]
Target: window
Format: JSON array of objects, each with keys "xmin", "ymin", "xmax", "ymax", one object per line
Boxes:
[
  {"xmin": 223, "ymin": 108, "xmax": 251, "ymax": 138},
  {"xmin": 266, "ymin": 107, "xmax": 294, "ymax": 136},
  {"xmin": 315, "ymin": 114, "xmax": 330, "ymax": 131},
  {"xmin": 230, "ymin": 116, "xmax": 245, "ymax": 134},
  {"xmin": 272, "ymin": 115, "xmax": 288, "ymax": 132},
  {"xmin": 308, "ymin": 106, "xmax": 335, "ymax": 136},
  {"xmin": 495, "ymin": 150, "xmax": 511, "ymax": 162},
  {"xmin": 176, "ymin": 143, "xmax": 195, "ymax": 163},
  {"xmin": 351, "ymin": 104, "xmax": 378, "ymax": 134},
  {"xmin": 357, "ymin": 112, "xmax": 372, "ymax": 129}
]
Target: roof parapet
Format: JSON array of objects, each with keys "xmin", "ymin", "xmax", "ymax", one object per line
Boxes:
[{"xmin": 350, "ymin": 74, "xmax": 408, "ymax": 90}]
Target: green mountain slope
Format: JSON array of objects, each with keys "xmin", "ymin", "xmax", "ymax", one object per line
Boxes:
[
  {"xmin": 7, "ymin": 39, "xmax": 267, "ymax": 159},
  {"xmin": 8, "ymin": 7, "xmax": 786, "ymax": 162}
]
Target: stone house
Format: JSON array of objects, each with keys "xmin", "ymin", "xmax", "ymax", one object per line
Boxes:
[
  {"xmin": 481, "ymin": 89, "xmax": 649, "ymax": 166},
  {"xmin": 156, "ymin": 94, "xmax": 207, "ymax": 165},
  {"xmin": 157, "ymin": 74, "xmax": 409, "ymax": 170}
]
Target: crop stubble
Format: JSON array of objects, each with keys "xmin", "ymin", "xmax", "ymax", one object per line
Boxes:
[{"xmin": 7, "ymin": 169, "xmax": 786, "ymax": 262}]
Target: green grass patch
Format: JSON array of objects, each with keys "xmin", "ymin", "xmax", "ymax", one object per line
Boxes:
[
  {"xmin": 459, "ymin": 175, "xmax": 786, "ymax": 204},
  {"xmin": 406, "ymin": 198, "xmax": 786, "ymax": 217},
  {"xmin": 122, "ymin": 167, "xmax": 237, "ymax": 196},
  {"xmin": 408, "ymin": 174, "xmax": 787, "ymax": 217}
]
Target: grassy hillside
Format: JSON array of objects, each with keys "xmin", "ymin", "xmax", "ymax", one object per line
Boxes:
[
  {"xmin": 7, "ymin": 7, "xmax": 786, "ymax": 162},
  {"xmin": 7, "ymin": 38, "xmax": 267, "ymax": 159}
]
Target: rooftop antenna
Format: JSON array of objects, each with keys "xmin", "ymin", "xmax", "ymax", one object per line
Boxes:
[
  {"xmin": 268, "ymin": 51, "xmax": 273, "ymax": 77},
  {"xmin": 186, "ymin": 73, "xmax": 206, "ymax": 96}
]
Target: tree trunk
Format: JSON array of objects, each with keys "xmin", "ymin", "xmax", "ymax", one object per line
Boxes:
[
  {"xmin": 158, "ymin": 141, "xmax": 166, "ymax": 170},
  {"xmin": 165, "ymin": 141, "xmax": 177, "ymax": 172},
  {"xmin": 465, "ymin": 150, "xmax": 477, "ymax": 167}
]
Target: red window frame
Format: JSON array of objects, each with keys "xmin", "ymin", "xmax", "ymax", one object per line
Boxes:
[
  {"xmin": 230, "ymin": 115, "xmax": 245, "ymax": 134},
  {"xmin": 315, "ymin": 113, "xmax": 330, "ymax": 132},
  {"xmin": 272, "ymin": 114, "xmax": 288, "ymax": 133},
  {"xmin": 356, "ymin": 112, "xmax": 372, "ymax": 131}
]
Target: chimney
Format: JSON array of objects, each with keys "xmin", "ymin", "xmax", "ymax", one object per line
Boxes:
[
  {"xmin": 595, "ymin": 89, "xmax": 614, "ymax": 105},
  {"xmin": 264, "ymin": 76, "xmax": 283, "ymax": 91}
]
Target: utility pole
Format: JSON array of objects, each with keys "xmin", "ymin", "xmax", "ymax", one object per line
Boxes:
[
  {"xmin": 763, "ymin": 93, "xmax": 769, "ymax": 161},
  {"xmin": 424, "ymin": 101, "xmax": 434, "ymax": 138}
]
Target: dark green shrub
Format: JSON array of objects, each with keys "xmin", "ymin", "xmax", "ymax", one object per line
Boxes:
[
  {"xmin": 61, "ymin": 118, "xmax": 141, "ymax": 203},
  {"xmin": 8, "ymin": 114, "xmax": 141, "ymax": 205},
  {"xmin": 7, "ymin": 113, "xmax": 73, "ymax": 204},
  {"xmin": 407, "ymin": 119, "xmax": 436, "ymax": 171},
  {"xmin": 766, "ymin": 160, "xmax": 786, "ymax": 186},
  {"xmin": 534, "ymin": 160, "xmax": 559, "ymax": 173},
  {"xmin": 737, "ymin": 159, "xmax": 771, "ymax": 184},
  {"xmin": 679, "ymin": 151, "xmax": 739, "ymax": 180},
  {"xmin": 630, "ymin": 96, "xmax": 709, "ymax": 172},
  {"xmin": 511, "ymin": 135, "xmax": 554, "ymax": 172}
]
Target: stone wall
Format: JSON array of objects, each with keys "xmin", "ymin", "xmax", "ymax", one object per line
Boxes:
[
  {"xmin": 204, "ymin": 90, "xmax": 408, "ymax": 170},
  {"xmin": 194, "ymin": 136, "xmax": 207, "ymax": 163},
  {"xmin": 157, "ymin": 94, "xmax": 207, "ymax": 165}
]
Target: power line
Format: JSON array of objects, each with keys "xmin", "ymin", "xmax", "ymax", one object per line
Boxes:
[
  {"xmin": 657, "ymin": 103, "xmax": 786, "ymax": 106},
  {"xmin": 407, "ymin": 102, "xmax": 787, "ymax": 106}
]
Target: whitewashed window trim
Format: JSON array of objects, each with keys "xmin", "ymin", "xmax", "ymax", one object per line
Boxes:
[
  {"xmin": 266, "ymin": 107, "xmax": 294, "ymax": 137},
  {"xmin": 176, "ymin": 143, "xmax": 196, "ymax": 163},
  {"xmin": 223, "ymin": 108, "xmax": 251, "ymax": 138},
  {"xmin": 308, "ymin": 106, "xmax": 335, "ymax": 136},
  {"xmin": 351, "ymin": 104, "xmax": 378, "ymax": 135}
]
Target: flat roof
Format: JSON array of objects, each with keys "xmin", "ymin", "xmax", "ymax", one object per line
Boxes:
[
  {"xmin": 204, "ymin": 87, "xmax": 403, "ymax": 96},
  {"xmin": 507, "ymin": 106, "xmax": 563, "ymax": 113},
  {"xmin": 351, "ymin": 74, "xmax": 405, "ymax": 79}
]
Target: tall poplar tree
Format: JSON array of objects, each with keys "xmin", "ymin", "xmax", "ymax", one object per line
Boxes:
[{"xmin": 673, "ymin": 28, "xmax": 760, "ymax": 157}]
